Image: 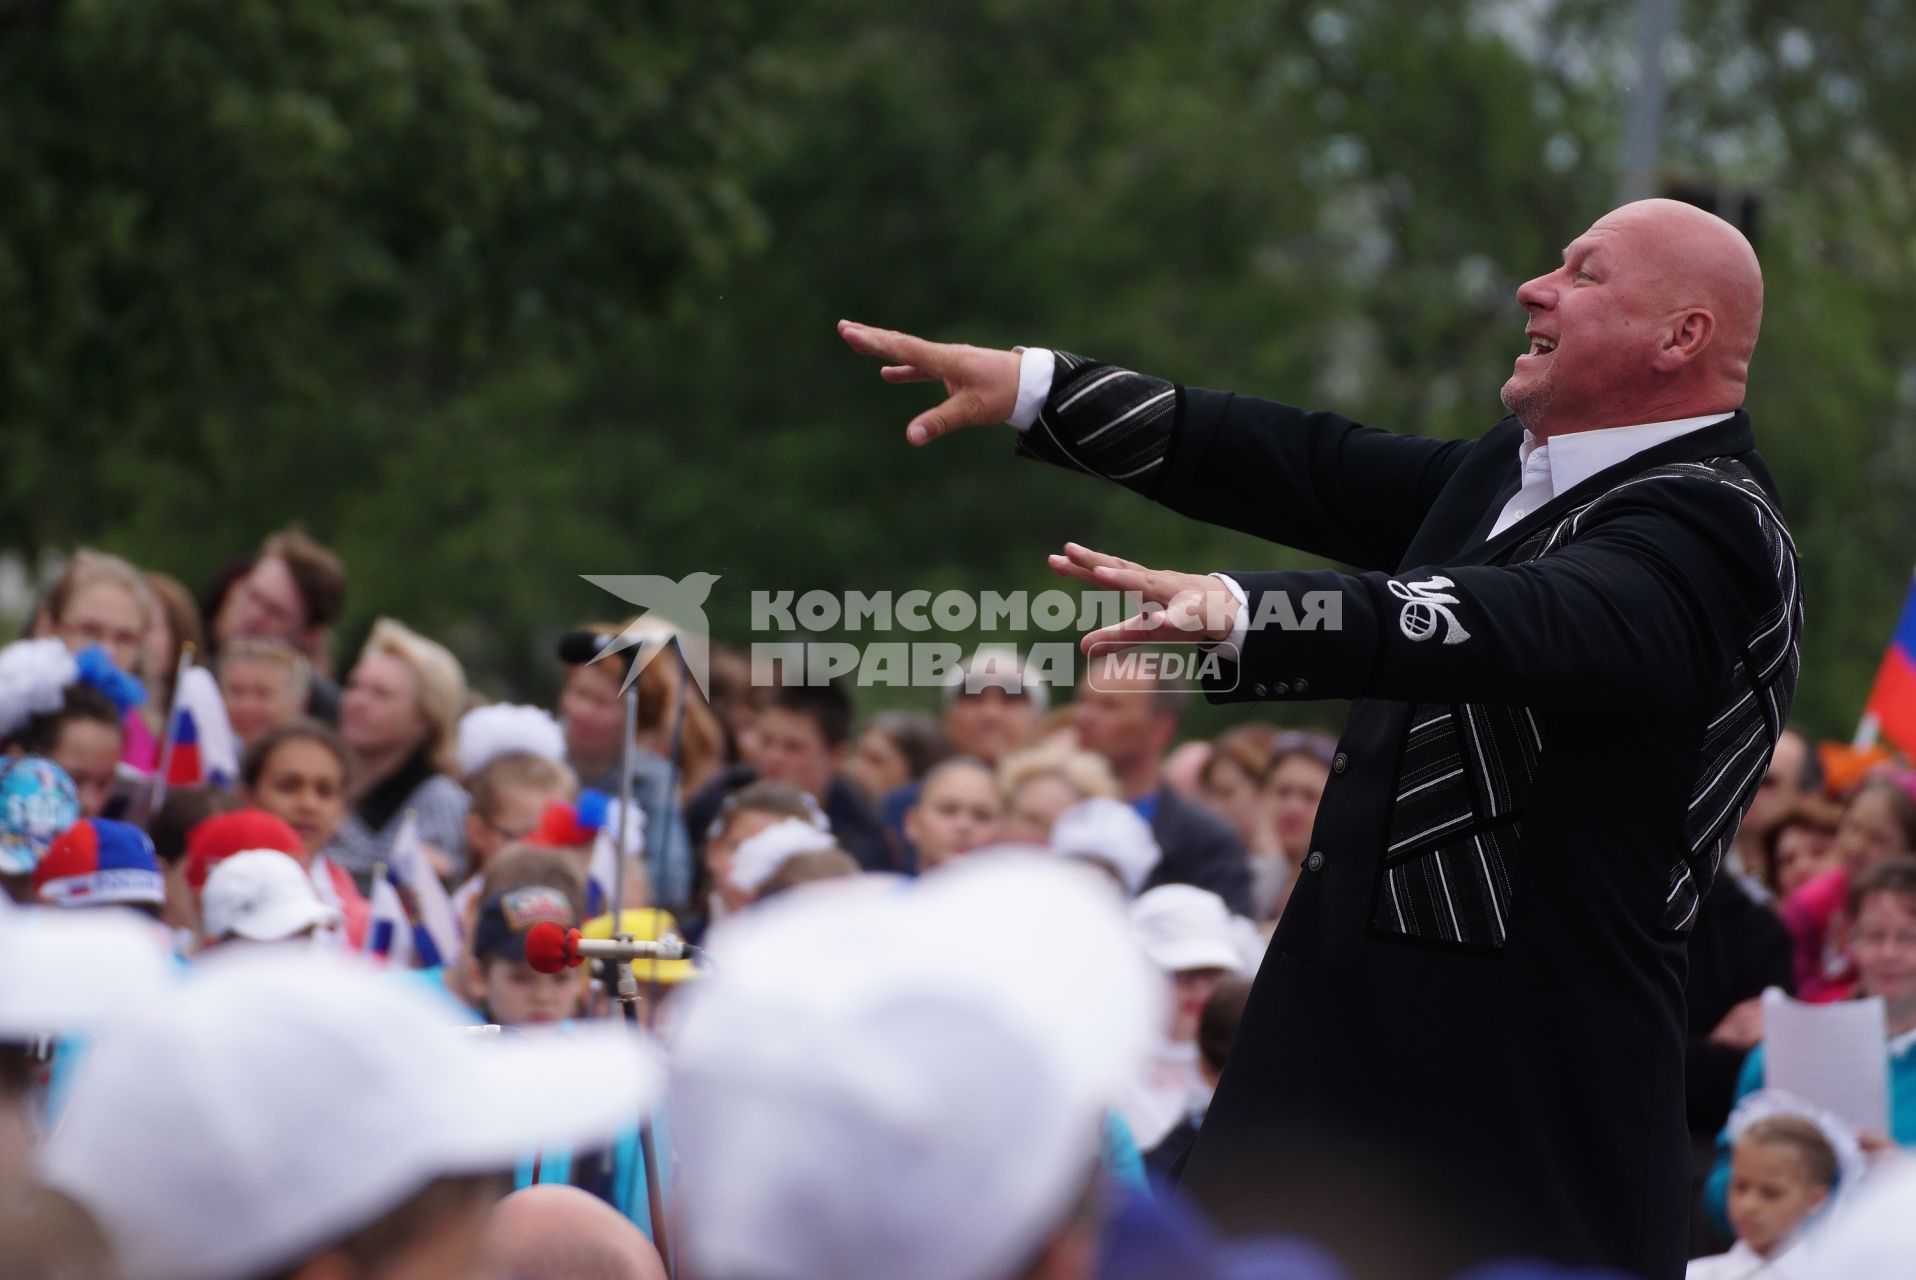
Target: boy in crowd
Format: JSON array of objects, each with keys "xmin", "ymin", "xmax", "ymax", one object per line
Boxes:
[
  {"xmin": 33, "ymin": 819, "xmax": 166, "ymax": 920},
  {"xmin": 465, "ymin": 881, "xmax": 591, "ymax": 1028},
  {"xmin": 456, "ymin": 751, "xmax": 578, "ymax": 918}
]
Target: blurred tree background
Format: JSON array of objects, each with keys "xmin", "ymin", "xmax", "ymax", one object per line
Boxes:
[{"xmin": 0, "ymin": 0, "xmax": 1909, "ymax": 733}]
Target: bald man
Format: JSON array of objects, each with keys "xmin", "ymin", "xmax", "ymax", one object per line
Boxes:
[
  {"xmin": 841, "ymin": 200, "xmax": 1801, "ymax": 1278},
  {"xmin": 481, "ymin": 1185, "xmax": 666, "ymax": 1280}
]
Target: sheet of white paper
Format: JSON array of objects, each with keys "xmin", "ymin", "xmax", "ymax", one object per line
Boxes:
[{"xmin": 1760, "ymin": 986, "xmax": 1890, "ymax": 1136}]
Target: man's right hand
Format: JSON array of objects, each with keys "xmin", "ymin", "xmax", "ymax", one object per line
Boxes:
[{"xmin": 838, "ymin": 320, "xmax": 1022, "ymax": 445}]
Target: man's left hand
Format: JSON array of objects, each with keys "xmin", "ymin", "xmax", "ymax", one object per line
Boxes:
[{"xmin": 1047, "ymin": 543, "xmax": 1240, "ymax": 652}]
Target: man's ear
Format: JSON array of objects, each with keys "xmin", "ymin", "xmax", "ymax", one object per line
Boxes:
[{"xmin": 1654, "ymin": 308, "xmax": 1715, "ymax": 372}]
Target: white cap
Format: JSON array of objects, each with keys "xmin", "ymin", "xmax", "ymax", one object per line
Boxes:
[
  {"xmin": 671, "ymin": 854, "xmax": 1161, "ymax": 1280},
  {"xmin": 727, "ymin": 817, "xmax": 838, "ymax": 897},
  {"xmin": 1130, "ymin": 884, "xmax": 1248, "ymax": 975},
  {"xmin": 1049, "ymin": 798, "xmax": 1162, "ymax": 896},
  {"xmin": 457, "ymin": 703, "xmax": 568, "ymax": 778},
  {"xmin": 41, "ymin": 949, "xmax": 661, "ymax": 1280},
  {"xmin": 201, "ymin": 850, "xmax": 343, "ymax": 943},
  {"xmin": 0, "ymin": 908, "xmax": 177, "ymax": 1037}
]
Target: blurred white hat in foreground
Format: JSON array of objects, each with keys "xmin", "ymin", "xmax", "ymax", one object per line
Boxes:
[
  {"xmin": 670, "ymin": 853, "xmax": 1162, "ymax": 1280},
  {"xmin": 0, "ymin": 907, "xmax": 176, "ymax": 1038},
  {"xmin": 42, "ymin": 949, "xmax": 660, "ymax": 1280}
]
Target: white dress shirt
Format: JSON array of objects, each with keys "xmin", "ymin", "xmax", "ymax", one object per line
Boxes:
[{"xmin": 1008, "ymin": 346, "xmax": 1735, "ymax": 656}]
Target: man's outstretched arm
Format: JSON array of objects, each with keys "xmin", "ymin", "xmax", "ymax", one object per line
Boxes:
[{"xmin": 840, "ymin": 321, "xmax": 1472, "ymax": 572}]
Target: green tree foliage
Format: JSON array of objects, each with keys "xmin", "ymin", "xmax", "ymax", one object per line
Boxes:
[{"xmin": 1, "ymin": 0, "xmax": 1908, "ymax": 732}]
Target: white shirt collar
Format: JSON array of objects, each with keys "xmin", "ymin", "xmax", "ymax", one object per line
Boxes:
[{"xmin": 1518, "ymin": 412, "xmax": 1736, "ymax": 497}]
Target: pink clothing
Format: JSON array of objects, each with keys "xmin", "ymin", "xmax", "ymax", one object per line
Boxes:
[
  {"xmin": 121, "ymin": 708, "xmax": 159, "ymax": 772},
  {"xmin": 1783, "ymin": 867, "xmax": 1857, "ymax": 1003},
  {"xmin": 309, "ymin": 854, "xmax": 371, "ymax": 949}
]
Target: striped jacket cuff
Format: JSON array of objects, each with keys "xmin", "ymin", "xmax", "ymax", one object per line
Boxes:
[{"xmin": 1012, "ymin": 351, "xmax": 1178, "ymax": 496}]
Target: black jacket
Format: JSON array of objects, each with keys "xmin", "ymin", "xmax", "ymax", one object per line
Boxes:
[
  {"xmin": 1015, "ymin": 353, "xmax": 1802, "ymax": 1279},
  {"xmin": 1684, "ymin": 874, "xmax": 1793, "ymax": 1140}
]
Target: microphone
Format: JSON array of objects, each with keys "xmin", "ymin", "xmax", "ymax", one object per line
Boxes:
[
  {"xmin": 556, "ymin": 630, "xmax": 615, "ymax": 666},
  {"xmin": 524, "ymin": 921, "xmax": 689, "ymax": 975}
]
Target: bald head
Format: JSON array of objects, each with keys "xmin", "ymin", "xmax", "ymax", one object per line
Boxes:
[
  {"xmin": 1502, "ymin": 199, "xmax": 1766, "ymax": 436},
  {"xmin": 482, "ymin": 1185, "xmax": 666, "ymax": 1280},
  {"xmin": 1599, "ymin": 198, "xmax": 1764, "ymax": 372}
]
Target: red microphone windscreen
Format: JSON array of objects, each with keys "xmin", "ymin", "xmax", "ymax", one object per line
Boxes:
[{"xmin": 524, "ymin": 921, "xmax": 575, "ymax": 974}]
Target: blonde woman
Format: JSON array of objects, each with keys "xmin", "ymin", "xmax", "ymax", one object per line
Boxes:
[{"xmin": 324, "ymin": 619, "xmax": 469, "ymax": 886}]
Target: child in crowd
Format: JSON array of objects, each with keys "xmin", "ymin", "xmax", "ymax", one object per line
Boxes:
[
  {"xmin": 0, "ymin": 757, "xmax": 81, "ymax": 905},
  {"xmin": 0, "ymin": 638, "xmax": 139, "ymax": 819},
  {"xmin": 996, "ymin": 745, "xmax": 1120, "ymax": 846},
  {"xmin": 33, "ymin": 820, "xmax": 165, "ymax": 921},
  {"xmin": 216, "ymin": 638, "xmax": 311, "ymax": 748},
  {"xmin": 465, "ymin": 883, "xmax": 591, "ymax": 1028},
  {"xmin": 1690, "ymin": 1109, "xmax": 1845, "ymax": 1278},
  {"xmin": 456, "ymin": 749, "xmax": 578, "ymax": 920},
  {"xmin": 1145, "ymin": 977, "xmax": 1253, "ymax": 1182},
  {"xmin": 1706, "ymin": 857, "xmax": 1916, "ymax": 1233},
  {"xmin": 1785, "ymin": 775, "xmax": 1916, "ymax": 1001},
  {"xmin": 902, "ymin": 757, "xmax": 1003, "ymax": 873},
  {"xmin": 199, "ymin": 850, "xmax": 341, "ymax": 949},
  {"xmin": 186, "ymin": 806, "xmax": 366, "ymax": 948},
  {"xmin": 1050, "ymin": 797, "xmax": 1162, "ymax": 898},
  {"xmin": 696, "ymin": 782, "xmax": 830, "ymax": 931},
  {"xmin": 238, "ymin": 724, "xmax": 369, "ymax": 944},
  {"xmin": 1122, "ymin": 884, "xmax": 1251, "ymax": 1150},
  {"xmin": 725, "ymin": 818, "xmax": 848, "ymax": 908}
]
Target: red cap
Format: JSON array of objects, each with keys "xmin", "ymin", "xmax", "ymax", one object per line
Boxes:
[{"xmin": 185, "ymin": 809, "xmax": 305, "ymax": 890}]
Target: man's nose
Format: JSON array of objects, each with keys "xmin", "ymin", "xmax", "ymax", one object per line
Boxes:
[{"xmin": 1514, "ymin": 273, "xmax": 1554, "ymax": 311}]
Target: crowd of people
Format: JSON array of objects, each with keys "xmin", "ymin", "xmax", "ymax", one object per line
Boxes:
[{"xmin": 1, "ymin": 529, "xmax": 1913, "ymax": 1278}]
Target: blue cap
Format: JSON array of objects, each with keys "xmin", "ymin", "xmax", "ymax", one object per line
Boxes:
[{"xmin": 0, "ymin": 757, "xmax": 81, "ymax": 877}]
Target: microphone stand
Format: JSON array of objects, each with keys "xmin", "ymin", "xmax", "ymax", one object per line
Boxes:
[{"xmin": 608, "ymin": 660, "xmax": 672, "ymax": 1273}]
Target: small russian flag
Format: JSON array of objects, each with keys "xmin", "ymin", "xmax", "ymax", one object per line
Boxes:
[
  {"xmin": 1863, "ymin": 576, "xmax": 1916, "ymax": 758},
  {"xmin": 162, "ymin": 667, "xmax": 239, "ymax": 788}
]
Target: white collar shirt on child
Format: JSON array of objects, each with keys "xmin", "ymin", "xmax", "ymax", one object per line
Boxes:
[{"xmin": 1684, "ymin": 1233, "xmax": 1813, "ymax": 1280}]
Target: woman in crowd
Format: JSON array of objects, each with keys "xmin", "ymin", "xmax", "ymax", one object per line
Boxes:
[
  {"xmin": 30, "ymin": 550, "xmax": 156, "ymax": 771},
  {"xmin": 1704, "ymin": 857, "xmax": 1916, "ymax": 1235},
  {"xmin": 1259, "ymin": 731, "xmax": 1335, "ymax": 922},
  {"xmin": 326, "ymin": 619, "xmax": 469, "ymax": 887},
  {"xmin": 1197, "ymin": 726, "xmax": 1283, "ymax": 914},
  {"xmin": 1763, "ymin": 794, "xmax": 1843, "ymax": 900},
  {"xmin": 996, "ymin": 744, "xmax": 1122, "ymax": 845},
  {"xmin": 1785, "ymin": 774, "xmax": 1916, "ymax": 1001},
  {"xmin": 556, "ymin": 621, "xmax": 704, "ymax": 909},
  {"xmin": 844, "ymin": 710, "xmax": 949, "ymax": 807},
  {"xmin": 241, "ymin": 719, "xmax": 369, "ymax": 943},
  {"xmin": 135, "ymin": 571, "xmax": 206, "ymax": 769}
]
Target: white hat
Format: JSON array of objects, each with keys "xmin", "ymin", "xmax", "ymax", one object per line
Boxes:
[
  {"xmin": 1049, "ymin": 798, "xmax": 1162, "ymax": 896},
  {"xmin": 1130, "ymin": 884, "xmax": 1247, "ymax": 975},
  {"xmin": 943, "ymin": 643, "xmax": 1049, "ymax": 711},
  {"xmin": 201, "ymin": 850, "xmax": 343, "ymax": 943},
  {"xmin": 41, "ymin": 949, "xmax": 661, "ymax": 1280},
  {"xmin": 0, "ymin": 908, "xmax": 177, "ymax": 1037},
  {"xmin": 1804, "ymin": 1158, "xmax": 1916, "ymax": 1278},
  {"xmin": 671, "ymin": 854, "xmax": 1161, "ymax": 1280},
  {"xmin": 727, "ymin": 816, "xmax": 839, "ymax": 897},
  {"xmin": 457, "ymin": 703, "xmax": 568, "ymax": 778}
]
